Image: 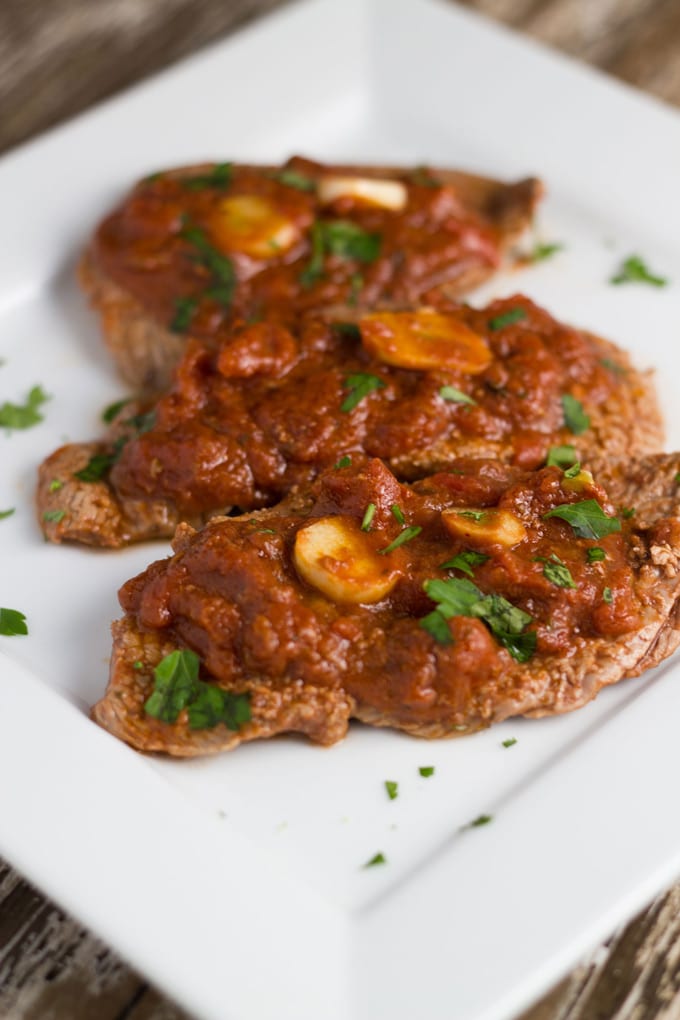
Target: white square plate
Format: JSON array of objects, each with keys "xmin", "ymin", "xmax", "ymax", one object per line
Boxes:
[{"xmin": 2, "ymin": 2, "xmax": 680, "ymax": 1018}]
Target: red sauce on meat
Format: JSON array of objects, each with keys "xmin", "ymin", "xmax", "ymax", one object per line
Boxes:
[{"xmin": 120, "ymin": 458, "xmax": 641, "ymax": 732}]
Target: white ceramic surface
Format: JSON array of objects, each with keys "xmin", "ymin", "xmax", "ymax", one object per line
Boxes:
[{"xmin": 1, "ymin": 1, "xmax": 680, "ymax": 1018}]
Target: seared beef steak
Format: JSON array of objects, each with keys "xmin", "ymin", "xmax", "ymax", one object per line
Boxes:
[
  {"xmin": 81, "ymin": 156, "xmax": 542, "ymax": 391},
  {"xmin": 91, "ymin": 454, "xmax": 680, "ymax": 755},
  {"xmin": 38, "ymin": 296, "xmax": 662, "ymax": 549}
]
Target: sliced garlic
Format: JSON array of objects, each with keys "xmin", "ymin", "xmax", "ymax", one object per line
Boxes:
[
  {"xmin": 214, "ymin": 195, "xmax": 300, "ymax": 258},
  {"xmin": 562, "ymin": 469, "xmax": 594, "ymax": 492},
  {"xmin": 442, "ymin": 508, "xmax": 527, "ymax": 547},
  {"xmin": 294, "ymin": 516, "xmax": 401, "ymax": 604},
  {"xmin": 317, "ymin": 175, "xmax": 407, "ymax": 211},
  {"xmin": 359, "ymin": 309, "xmax": 491, "ymax": 374}
]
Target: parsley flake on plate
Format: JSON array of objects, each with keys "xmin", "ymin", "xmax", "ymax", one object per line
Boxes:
[
  {"xmin": 419, "ymin": 766, "xmax": 435, "ymax": 777},
  {"xmin": 0, "ymin": 385, "xmax": 49, "ymax": 430},
  {"xmin": 502, "ymin": 738, "xmax": 517, "ymax": 749},
  {"xmin": 531, "ymin": 241, "xmax": 564, "ymax": 262},
  {"xmin": 610, "ymin": 254, "xmax": 668, "ymax": 287},
  {"xmin": 0, "ymin": 608, "xmax": 28, "ymax": 636},
  {"xmin": 0, "ymin": 508, "xmax": 14, "ymax": 520},
  {"xmin": 385, "ymin": 780, "xmax": 399, "ymax": 801},
  {"xmin": 101, "ymin": 398, "xmax": 132, "ymax": 424},
  {"xmin": 363, "ymin": 852, "xmax": 387, "ymax": 868}
]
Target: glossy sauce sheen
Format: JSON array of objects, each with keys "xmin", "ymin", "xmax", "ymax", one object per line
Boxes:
[
  {"xmin": 121, "ymin": 458, "xmax": 640, "ymax": 732},
  {"xmin": 109, "ymin": 296, "xmax": 624, "ymax": 516},
  {"xmin": 91, "ymin": 158, "xmax": 502, "ymax": 330}
]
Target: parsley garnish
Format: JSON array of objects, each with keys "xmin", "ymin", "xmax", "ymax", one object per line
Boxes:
[
  {"xmin": 546, "ymin": 445, "xmax": 578, "ymax": 469},
  {"xmin": 419, "ymin": 766, "xmax": 435, "ymax": 777},
  {"xmin": 543, "ymin": 500, "xmax": 621, "ymax": 539},
  {"xmin": 600, "ymin": 357, "xmax": 626, "ymax": 376},
  {"xmin": 440, "ymin": 385, "xmax": 476, "ymax": 406},
  {"xmin": 488, "ymin": 308, "xmax": 527, "ymax": 331},
  {"xmin": 348, "ymin": 273, "xmax": 363, "ymax": 306},
  {"xmin": 675, "ymin": 472, "xmax": 680, "ymax": 485},
  {"xmin": 455, "ymin": 510, "xmax": 486, "ymax": 522},
  {"xmin": 535, "ymin": 553, "xmax": 576, "ymax": 589},
  {"xmin": 562, "ymin": 394, "xmax": 589, "ymax": 435},
  {"xmin": 502, "ymin": 738, "xmax": 517, "ymax": 748},
  {"xmin": 332, "ymin": 322, "xmax": 362, "ymax": 342},
  {"xmin": 341, "ymin": 373, "xmax": 385, "ymax": 412},
  {"xmin": 385, "ymin": 780, "xmax": 398, "ymax": 801},
  {"xmin": 43, "ymin": 509, "xmax": 66, "ymax": 523},
  {"xmin": 170, "ymin": 295, "xmax": 199, "ymax": 333},
  {"xmin": 182, "ymin": 163, "xmax": 232, "ymax": 191},
  {"xmin": 364, "ymin": 852, "xmax": 386, "ymax": 868},
  {"xmin": 334, "ymin": 455, "xmax": 352, "ymax": 469},
  {"xmin": 420, "ymin": 610, "xmax": 453, "ymax": 645},
  {"xmin": 0, "ymin": 608, "xmax": 28, "ymax": 636},
  {"xmin": 0, "ymin": 508, "xmax": 14, "ymax": 520},
  {"xmin": 391, "ymin": 505, "xmax": 405, "ymax": 526},
  {"xmin": 440, "ymin": 550, "xmax": 489, "ymax": 578},
  {"xmin": 133, "ymin": 660, "xmax": 144, "ymax": 670},
  {"xmin": 468, "ymin": 814, "xmax": 493, "ymax": 828},
  {"xmin": 620, "ymin": 506, "xmax": 636, "ymax": 519},
  {"xmin": 49, "ymin": 479, "xmax": 63, "ymax": 492},
  {"xmin": 603, "ymin": 587, "xmax": 613, "ymax": 604},
  {"xmin": 182, "ymin": 225, "xmax": 236, "ymax": 307},
  {"xmin": 531, "ymin": 241, "xmax": 564, "ymax": 262},
  {"xmin": 421, "ymin": 577, "xmax": 536, "ymax": 662},
  {"xmin": 0, "ymin": 385, "xmax": 49, "ymax": 430},
  {"xmin": 144, "ymin": 649, "xmax": 251, "ymax": 730},
  {"xmin": 610, "ymin": 254, "xmax": 668, "ymax": 287},
  {"xmin": 361, "ymin": 503, "xmax": 376, "ymax": 531},
  {"xmin": 410, "ymin": 166, "xmax": 441, "ymax": 187},
  {"xmin": 563, "ymin": 462, "xmax": 582, "ymax": 479},
  {"xmin": 301, "ymin": 220, "xmax": 381, "ymax": 286},
  {"xmin": 125, "ymin": 410, "xmax": 157, "ymax": 434},
  {"xmin": 380, "ymin": 526, "xmax": 422, "ymax": 554},
  {"xmin": 587, "ymin": 547, "xmax": 606, "ymax": 563},
  {"xmin": 102, "ymin": 398, "xmax": 131, "ymax": 424},
  {"xmin": 274, "ymin": 168, "xmax": 316, "ymax": 192},
  {"xmin": 74, "ymin": 452, "xmax": 118, "ymax": 482}
]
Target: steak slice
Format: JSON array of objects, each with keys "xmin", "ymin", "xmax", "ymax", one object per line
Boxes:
[
  {"xmin": 81, "ymin": 156, "xmax": 542, "ymax": 391},
  {"xmin": 91, "ymin": 453, "xmax": 680, "ymax": 755},
  {"xmin": 38, "ymin": 295, "xmax": 662, "ymax": 549}
]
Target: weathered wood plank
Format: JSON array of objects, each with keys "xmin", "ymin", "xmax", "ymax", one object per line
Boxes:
[{"xmin": 2, "ymin": 2, "xmax": 680, "ymax": 1019}]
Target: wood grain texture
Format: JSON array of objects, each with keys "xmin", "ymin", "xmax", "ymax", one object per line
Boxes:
[{"xmin": 2, "ymin": 1, "xmax": 680, "ymax": 1019}]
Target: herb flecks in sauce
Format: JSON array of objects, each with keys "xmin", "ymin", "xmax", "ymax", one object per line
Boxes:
[{"xmin": 144, "ymin": 649, "xmax": 251, "ymax": 731}]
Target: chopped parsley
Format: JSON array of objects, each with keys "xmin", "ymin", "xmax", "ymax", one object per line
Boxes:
[
  {"xmin": 125, "ymin": 410, "xmax": 157, "ymax": 434},
  {"xmin": 0, "ymin": 508, "xmax": 15, "ymax": 520},
  {"xmin": 363, "ymin": 852, "xmax": 386, "ymax": 868},
  {"xmin": 332, "ymin": 321, "xmax": 362, "ymax": 342},
  {"xmin": 334, "ymin": 455, "xmax": 352, "ymax": 469},
  {"xmin": 274, "ymin": 168, "xmax": 316, "ymax": 192},
  {"xmin": 440, "ymin": 385, "xmax": 476, "ymax": 406},
  {"xmin": 546, "ymin": 445, "xmax": 578, "ymax": 469},
  {"xmin": 535, "ymin": 553, "xmax": 576, "ymax": 589},
  {"xmin": 561, "ymin": 394, "xmax": 590, "ymax": 435},
  {"xmin": 531, "ymin": 241, "xmax": 564, "ymax": 262},
  {"xmin": 49, "ymin": 479, "xmax": 63, "ymax": 492},
  {"xmin": 563, "ymin": 462, "xmax": 582, "ymax": 479},
  {"xmin": 181, "ymin": 225, "xmax": 236, "ymax": 307},
  {"xmin": 543, "ymin": 500, "xmax": 621, "ymax": 539},
  {"xmin": 440, "ymin": 550, "xmax": 489, "ymax": 578},
  {"xmin": 144, "ymin": 649, "xmax": 251, "ymax": 731},
  {"xmin": 380, "ymin": 526, "xmax": 422, "ymax": 554},
  {"xmin": 133, "ymin": 660, "xmax": 144, "ymax": 670},
  {"xmin": 0, "ymin": 608, "xmax": 28, "ymax": 636},
  {"xmin": 43, "ymin": 509, "xmax": 66, "ymax": 523},
  {"xmin": 420, "ymin": 610, "xmax": 453, "ymax": 645},
  {"xmin": 341, "ymin": 372, "xmax": 385, "ymax": 412},
  {"xmin": 391, "ymin": 505, "xmax": 405, "ymax": 526},
  {"xmin": 385, "ymin": 780, "xmax": 398, "ymax": 801},
  {"xmin": 419, "ymin": 766, "xmax": 435, "ymax": 777},
  {"xmin": 421, "ymin": 577, "xmax": 536, "ymax": 662},
  {"xmin": 610, "ymin": 254, "xmax": 668, "ymax": 287},
  {"xmin": 502, "ymin": 738, "xmax": 517, "ymax": 748},
  {"xmin": 170, "ymin": 295, "xmax": 199, "ymax": 333},
  {"xmin": 455, "ymin": 509, "xmax": 486, "ymax": 522},
  {"xmin": 0, "ymin": 385, "xmax": 49, "ymax": 430},
  {"xmin": 488, "ymin": 308, "xmax": 527, "ymax": 331},
  {"xmin": 182, "ymin": 163, "xmax": 233, "ymax": 191},
  {"xmin": 101, "ymin": 398, "xmax": 131, "ymax": 424},
  {"xmin": 587, "ymin": 547, "xmax": 606, "ymax": 563},
  {"xmin": 620, "ymin": 506, "xmax": 636, "ymax": 519},
  {"xmin": 603, "ymin": 587, "xmax": 613, "ymax": 604},
  {"xmin": 361, "ymin": 502, "xmax": 377, "ymax": 531},
  {"xmin": 74, "ymin": 452, "xmax": 118, "ymax": 482},
  {"xmin": 600, "ymin": 357, "xmax": 626, "ymax": 376},
  {"xmin": 675, "ymin": 472, "xmax": 680, "ymax": 485},
  {"xmin": 410, "ymin": 166, "xmax": 441, "ymax": 187},
  {"xmin": 301, "ymin": 220, "xmax": 381, "ymax": 286},
  {"xmin": 348, "ymin": 273, "xmax": 363, "ymax": 306},
  {"xmin": 468, "ymin": 814, "xmax": 493, "ymax": 828}
]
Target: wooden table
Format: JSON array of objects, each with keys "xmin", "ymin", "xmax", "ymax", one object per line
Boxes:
[{"xmin": 2, "ymin": 1, "xmax": 680, "ymax": 1017}]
